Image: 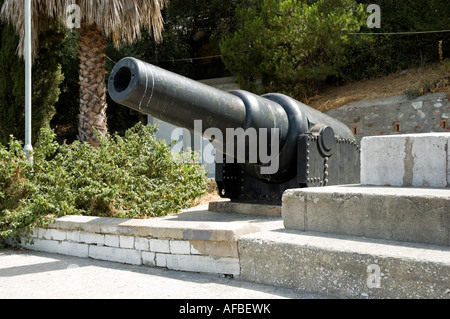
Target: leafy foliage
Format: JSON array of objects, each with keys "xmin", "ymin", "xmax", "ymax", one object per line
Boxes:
[{"xmin": 0, "ymin": 123, "xmax": 209, "ymax": 246}]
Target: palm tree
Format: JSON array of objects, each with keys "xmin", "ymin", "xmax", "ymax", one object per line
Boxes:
[{"xmin": 1, "ymin": 0, "xmax": 167, "ymax": 145}]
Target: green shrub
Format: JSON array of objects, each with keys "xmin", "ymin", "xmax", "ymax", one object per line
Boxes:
[
  {"xmin": 403, "ymin": 88, "xmax": 420, "ymax": 100},
  {"xmin": 0, "ymin": 123, "xmax": 209, "ymax": 246}
]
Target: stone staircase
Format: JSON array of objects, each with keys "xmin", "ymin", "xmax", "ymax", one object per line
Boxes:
[{"xmin": 238, "ymin": 133, "xmax": 450, "ymax": 299}]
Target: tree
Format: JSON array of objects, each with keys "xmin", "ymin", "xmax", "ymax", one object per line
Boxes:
[
  {"xmin": 220, "ymin": 0, "xmax": 367, "ymax": 99},
  {"xmin": 343, "ymin": 0, "xmax": 450, "ymax": 81},
  {"xmin": 0, "ymin": 0, "xmax": 66, "ymax": 146},
  {"xmin": 1, "ymin": 0, "xmax": 167, "ymax": 145}
]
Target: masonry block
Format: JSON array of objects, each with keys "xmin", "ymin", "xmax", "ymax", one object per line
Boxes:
[
  {"xmin": 361, "ymin": 133, "xmax": 450, "ymax": 187},
  {"xmin": 58, "ymin": 241, "xmax": 89, "ymax": 258},
  {"xmin": 23, "ymin": 238, "xmax": 59, "ymax": 254},
  {"xmin": 89, "ymin": 245, "xmax": 141, "ymax": 265},
  {"xmin": 189, "ymin": 243, "xmax": 202, "ymax": 255},
  {"xmin": 135, "ymin": 237, "xmax": 150, "ymax": 251},
  {"xmin": 150, "ymin": 239, "xmax": 170, "ymax": 253},
  {"xmin": 31, "ymin": 228, "xmax": 39, "ymax": 238},
  {"xmin": 66, "ymin": 230, "xmax": 80, "ymax": 242},
  {"xmin": 169, "ymin": 240, "xmax": 191, "ymax": 255},
  {"xmin": 155, "ymin": 253, "xmax": 167, "ymax": 267},
  {"xmin": 165, "ymin": 254, "xmax": 240, "ymax": 276},
  {"xmin": 119, "ymin": 236, "xmax": 135, "ymax": 249},
  {"xmin": 142, "ymin": 251, "xmax": 156, "ymax": 266},
  {"xmin": 188, "ymin": 240, "xmax": 239, "ymax": 258},
  {"xmin": 104, "ymin": 234, "xmax": 120, "ymax": 247},
  {"xmin": 39, "ymin": 228, "xmax": 66, "ymax": 241},
  {"xmin": 79, "ymin": 232, "xmax": 105, "ymax": 246}
]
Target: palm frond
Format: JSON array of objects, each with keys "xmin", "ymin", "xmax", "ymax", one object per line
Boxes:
[{"xmin": 0, "ymin": 0, "xmax": 168, "ymax": 59}]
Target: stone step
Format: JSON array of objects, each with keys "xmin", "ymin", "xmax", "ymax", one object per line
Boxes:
[
  {"xmin": 238, "ymin": 229, "xmax": 450, "ymax": 299},
  {"xmin": 282, "ymin": 185, "xmax": 450, "ymax": 246}
]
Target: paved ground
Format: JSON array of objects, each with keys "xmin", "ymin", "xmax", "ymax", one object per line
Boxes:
[{"xmin": 0, "ymin": 248, "xmax": 331, "ymax": 299}]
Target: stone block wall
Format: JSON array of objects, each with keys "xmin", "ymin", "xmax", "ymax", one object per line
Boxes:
[
  {"xmin": 326, "ymin": 92, "xmax": 450, "ymax": 142},
  {"xmin": 17, "ymin": 215, "xmax": 244, "ymax": 277}
]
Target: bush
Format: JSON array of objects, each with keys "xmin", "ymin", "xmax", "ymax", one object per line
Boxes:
[{"xmin": 0, "ymin": 123, "xmax": 209, "ymax": 246}]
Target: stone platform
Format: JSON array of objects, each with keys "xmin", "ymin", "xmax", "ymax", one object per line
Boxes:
[
  {"xmin": 17, "ymin": 196, "xmax": 450, "ymax": 299},
  {"xmin": 243, "ymin": 133, "xmax": 450, "ymax": 298}
]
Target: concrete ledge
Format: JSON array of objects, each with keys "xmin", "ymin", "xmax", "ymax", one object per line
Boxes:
[
  {"xmin": 49, "ymin": 210, "xmax": 261, "ymax": 243},
  {"xmin": 282, "ymin": 185, "xmax": 450, "ymax": 246},
  {"xmin": 360, "ymin": 133, "xmax": 450, "ymax": 188},
  {"xmin": 238, "ymin": 229, "xmax": 450, "ymax": 299}
]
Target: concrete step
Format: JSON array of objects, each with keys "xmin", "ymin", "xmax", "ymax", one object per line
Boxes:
[
  {"xmin": 238, "ymin": 229, "xmax": 450, "ymax": 299},
  {"xmin": 282, "ymin": 185, "xmax": 450, "ymax": 246}
]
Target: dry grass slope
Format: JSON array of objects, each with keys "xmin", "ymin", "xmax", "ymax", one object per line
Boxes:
[{"xmin": 308, "ymin": 63, "xmax": 450, "ymax": 112}]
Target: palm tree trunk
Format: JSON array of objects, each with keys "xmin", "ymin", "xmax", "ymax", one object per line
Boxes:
[{"xmin": 77, "ymin": 23, "xmax": 108, "ymax": 146}]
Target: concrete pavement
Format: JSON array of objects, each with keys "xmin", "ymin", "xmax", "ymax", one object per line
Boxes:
[{"xmin": 0, "ymin": 248, "xmax": 331, "ymax": 299}]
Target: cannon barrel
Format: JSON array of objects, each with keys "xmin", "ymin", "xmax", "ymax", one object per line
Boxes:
[
  {"xmin": 108, "ymin": 57, "xmax": 360, "ymax": 202},
  {"xmin": 108, "ymin": 58, "xmax": 290, "ymax": 158},
  {"xmin": 109, "ymin": 57, "xmax": 247, "ymax": 136}
]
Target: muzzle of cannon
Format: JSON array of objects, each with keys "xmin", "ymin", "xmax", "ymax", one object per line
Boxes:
[{"xmin": 108, "ymin": 57, "xmax": 360, "ymax": 203}]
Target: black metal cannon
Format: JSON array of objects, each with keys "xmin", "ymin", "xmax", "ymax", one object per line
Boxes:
[{"xmin": 108, "ymin": 57, "xmax": 360, "ymax": 203}]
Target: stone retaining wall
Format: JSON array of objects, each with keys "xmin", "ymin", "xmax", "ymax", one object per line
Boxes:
[{"xmin": 326, "ymin": 92, "xmax": 450, "ymax": 142}]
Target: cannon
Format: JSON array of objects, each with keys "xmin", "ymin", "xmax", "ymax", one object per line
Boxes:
[{"xmin": 108, "ymin": 57, "xmax": 360, "ymax": 203}]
